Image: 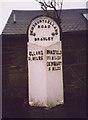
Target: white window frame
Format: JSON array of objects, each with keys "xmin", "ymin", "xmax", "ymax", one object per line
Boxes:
[{"xmin": 83, "ymin": 13, "xmax": 88, "ymax": 20}]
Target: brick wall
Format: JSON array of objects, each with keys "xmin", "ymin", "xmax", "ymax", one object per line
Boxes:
[{"xmin": 62, "ymin": 32, "xmax": 86, "ymax": 97}]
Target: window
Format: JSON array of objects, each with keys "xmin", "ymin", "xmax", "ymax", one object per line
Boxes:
[{"xmin": 83, "ymin": 13, "xmax": 88, "ymax": 20}]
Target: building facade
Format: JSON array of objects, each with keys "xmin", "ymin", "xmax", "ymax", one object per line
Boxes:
[{"xmin": 2, "ymin": 9, "xmax": 88, "ymax": 118}]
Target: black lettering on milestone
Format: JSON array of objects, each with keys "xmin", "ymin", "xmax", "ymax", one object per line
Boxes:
[
  {"xmin": 45, "ymin": 20, "xmax": 47, "ymax": 23},
  {"xmin": 30, "ymin": 31, "xmax": 33, "ymax": 35},
  {"xmin": 31, "ymin": 27, "xmax": 34, "ymax": 30},
  {"xmin": 41, "ymin": 51, "xmax": 43, "ymax": 55},
  {"xmin": 33, "ymin": 24, "xmax": 35, "ymax": 27},
  {"xmin": 41, "ymin": 25, "xmax": 43, "ymax": 28},
  {"xmin": 28, "ymin": 57, "xmax": 31, "ymax": 60},
  {"xmin": 38, "ymin": 25, "xmax": 40, "ymax": 28},
  {"xmin": 48, "ymin": 20, "xmax": 50, "ymax": 23},
  {"xmin": 35, "ymin": 22, "xmax": 37, "ymax": 26},
  {"xmin": 51, "ymin": 37, "xmax": 53, "ymax": 40},
  {"xmin": 39, "ymin": 20, "xmax": 41, "ymax": 23},
  {"xmin": 52, "ymin": 67, "xmax": 54, "ymax": 71},
  {"xmin": 48, "ymin": 25, "xmax": 50, "ymax": 28},
  {"xmin": 38, "ymin": 56, "xmax": 41, "ymax": 60},
  {"xmin": 47, "ymin": 50, "xmax": 50, "ymax": 54},
  {"xmin": 35, "ymin": 38, "xmax": 37, "ymax": 41},
  {"xmin": 49, "ymin": 67, "xmax": 51, "ymax": 71},
  {"xmin": 29, "ymin": 51, "xmax": 32, "ymax": 56},
  {"xmin": 54, "ymin": 26, "xmax": 56, "ymax": 29},
  {"xmin": 48, "ymin": 37, "xmax": 50, "ymax": 40},
  {"xmin": 52, "ymin": 56, "xmax": 54, "ymax": 60},
  {"xmin": 41, "ymin": 56, "xmax": 43, "ymax": 60},
  {"xmin": 45, "ymin": 25, "xmax": 47, "ymax": 28}
]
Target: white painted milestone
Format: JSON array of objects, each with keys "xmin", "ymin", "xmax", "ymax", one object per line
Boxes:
[{"xmin": 27, "ymin": 16, "xmax": 64, "ymax": 108}]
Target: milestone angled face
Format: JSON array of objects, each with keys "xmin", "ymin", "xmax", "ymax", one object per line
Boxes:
[
  {"xmin": 27, "ymin": 15, "xmax": 64, "ymax": 108},
  {"xmin": 28, "ymin": 16, "xmax": 60, "ymax": 47}
]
